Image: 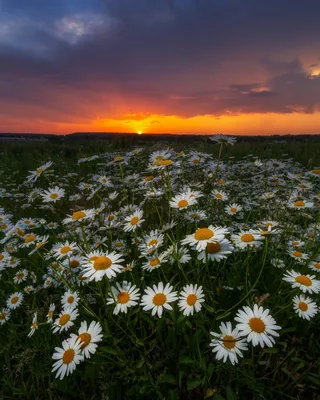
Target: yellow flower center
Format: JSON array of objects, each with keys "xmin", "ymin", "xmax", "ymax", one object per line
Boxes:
[
  {"xmin": 194, "ymin": 228, "xmax": 214, "ymax": 241},
  {"xmin": 295, "ymin": 275, "xmax": 312, "ymax": 286},
  {"xmin": 293, "ymin": 251, "xmax": 302, "ymax": 258},
  {"xmin": 36, "ymin": 167, "xmax": 43, "ymax": 175},
  {"xmin": 148, "ymin": 239, "xmax": 158, "ymax": 246},
  {"xmin": 61, "ymin": 246, "xmax": 71, "ymax": 254},
  {"xmin": 25, "ymin": 234, "xmax": 36, "ymax": 243},
  {"xmin": 0, "ymin": 254, "xmax": 4, "ymax": 260},
  {"xmin": 11, "ymin": 296, "xmax": 19, "ymax": 304},
  {"xmin": 230, "ymin": 208, "xmax": 237, "ymax": 213},
  {"xmin": 130, "ymin": 216, "xmax": 139, "ymax": 225},
  {"xmin": 186, "ymin": 294, "xmax": 197, "ymax": 306},
  {"xmin": 313, "ymin": 263, "xmax": 320, "ymax": 269},
  {"xmin": 153, "ymin": 293, "xmax": 167, "ymax": 306},
  {"xmin": 193, "ymin": 159, "xmax": 199, "ymax": 164},
  {"xmin": 161, "ymin": 159, "xmax": 173, "ymax": 166},
  {"xmin": 249, "ymin": 317, "xmax": 266, "ymax": 333},
  {"xmin": 144, "ymin": 176, "xmax": 153, "ymax": 181},
  {"xmin": 67, "ymin": 296, "xmax": 74, "ymax": 304},
  {"xmin": 78, "ymin": 332, "xmax": 91, "ymax": 349},
  {"xmin": 0, "ymin": 224, "xmax": 8, "ymax": 230},
  {"xmin": 16, "ymin": 273, "xmax": 24, "ymax": 280},
  {"xmin": 218, "ymin": 179, "xmax": 226, "ymax": 184},
  {"xmin": 150, "ymin": 258, "xmax": 160, "ymax": 267},
  {"xmin": 298, "ymin": 302, "xmax": 308, "ymax": 312},
  {"xmin": 70, "ymin": 260, "xmax": 80, "ymax": 268},
  {"xmin": 178, "ymin": 199, "xmax": 188, "ymax": 208},
  {"xmin": 207, "ymin": 242, "xmax": 221, "ymax": 254},
  {"xmin": 72, "ymin": 211, "xmax": 86, "ymax": 220},
  {"xmin": 50, "ymin": 193, "xmax": 59, "ymax": 199},
  {"xmin": 311, "ymin": 169, "xmax": 320, "ymax": 175},
  {"xmin": 93, "ymin": 256, "xmax": 112, "ymax": 270},
  {"xmin": 215, "ymin": 193, "xmax": 223, "ymax": 199},
  {"xmin": 0, "ymin": 312, "xmax": 7, "ymax": 320},
  {"xmin": 62, "ymin": 349, "xmax": 75, "ymax": 364},
  {"xmin": 117, "ymin": 292, "xmax": 130, "ymax": 304},
  {"xmin": 223, "ymin": 335, "xmax": 236, "ymax": 349},
  {"xmin": 114, "ymin": 156, "xmax": 122, "ymax": 161},
  {"xmin": 294, "ymin": 200, "xmax": 305, "ymax": 207},
  {"xmin": 108, "ymin": 215, "xmax": 115, "ymax": 221},
  {"xmin": 240, "ymin": 233, "xmax": 254, "ymax": 243},
  {"xmin": 59, "ymin": 314, "xmax": 70, "ymax": 326}
]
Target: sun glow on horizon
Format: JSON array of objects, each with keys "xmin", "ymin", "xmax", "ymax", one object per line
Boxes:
[{"xmin": 137, "ymin": 131, "xmax": 143, "ymax": 135}]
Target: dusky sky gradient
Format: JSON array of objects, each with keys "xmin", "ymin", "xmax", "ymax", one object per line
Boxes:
[{"xmin": 1, "ymin": 0, "xmax": 320, "ymax": 134}]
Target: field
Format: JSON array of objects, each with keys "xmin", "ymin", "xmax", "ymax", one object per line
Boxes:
[{"xmin": 1, "ymin": 135, "xmax": 320, "ymax": 400}]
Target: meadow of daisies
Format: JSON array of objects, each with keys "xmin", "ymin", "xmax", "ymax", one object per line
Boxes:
[{"xmin": 1, "ymin": 135, "xmax": 320, "ymax": 399}]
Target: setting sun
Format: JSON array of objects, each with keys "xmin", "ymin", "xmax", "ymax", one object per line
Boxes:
[{"xmin": 137, "ymin": 131, "xmax": 142, "ymax": 135}]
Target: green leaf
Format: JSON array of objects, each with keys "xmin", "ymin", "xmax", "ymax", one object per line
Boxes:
[
  {"xmin": 187, "ymin": 379, "xmax": 202, "ymax": 390},
  {"xmin": 157, "ymin": 374, "xmax": 176, "ymax": 385},
  {"xmin": 281, "ymin": 327, "xmax": 296, "ymax": 333},
  {"xmin": 226, "ymin": 385, "xmax": 237, "ymax": 400},
  {"xmin": 179, "ymin": 355, "xmax": 194, "ymax": 364},
  {"xmin": 99, "ymin": 346, "xmax": 119, "ymax": 356},
  {"xmin": 263, "ymin": 348, "xmax": 278, "ymax": 354}
]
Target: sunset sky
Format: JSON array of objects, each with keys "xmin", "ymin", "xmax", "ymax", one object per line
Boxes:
[{"xmin": 1, "ymin": 0, "xmax": 320, "ymax": 135}]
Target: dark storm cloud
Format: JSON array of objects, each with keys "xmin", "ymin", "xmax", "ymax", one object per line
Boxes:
[{"xmin": 1, "ymin": 0, "xmax": 320, "ymax": 123}]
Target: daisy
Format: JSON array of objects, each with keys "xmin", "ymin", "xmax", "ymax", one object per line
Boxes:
[
  {"xmin": 142, "ymin": 252, "xmax": 168, "ymax": 272},
  {"xmin": 47, "ymin": 303, "xmax": 55, "ymax": 323},
  {"xmin": 52, "ymin": 336, "xmax": 84, "ymax": 380},
  {"xmin": 81, "ymin": 250, "xmax": 124, "ymax": 281},
  {"xmin": 123, "ymin": 209, "xmax": 144, "ymax": 232},
  {"xmin": 309, "ymin": 260, "xmax": 320, "ymax": 273},
  {"xmin": 69, "ymin": 320, "xmax": 103, "ymax": 359},
  {"xmin": 7, "ymin": 292, "xmax": 24, "ymax": 310},
  {"xmin": 282, "ymin": 270, "xmax": 320, "ymax": 294},
  {"xmin": 212, "ymin": 190, "xmax": 229, "ymax": 201},
  {"xmin": 169, "ymin": 193, "xmax": 197, "ymax": 210},
  {"xmin": 27, "ymin": 161, "xmax": 53, "ymax": 182},
  {"xmin": 28, "ymin": 235, "xmax": 49, "ymax": 255},
  {"xmin": 209, "ymin": 134, "xmax": 236, "ymax": 145},
  {"xmin": 306, "ymin": 169, "xmax": 320, "ymax": 178},
  {"xmin": 141, "ymin": 282, "xmax": 178, "ymax": 318},
  {"xmin": 166, "ymin": 245, "xmax": 191, "ymax": 265},
  {"xmin": 22, "ymin": 233, "xmax": 39, "ymax": 247},
  {"xmin": 287, "ymin": 249, "xmax": 309, "ymax": 261},
  {"xmin": 198, "ymin": 238, "xmax": 234, "ymax": 262},
  {"xmin": 63, "ymin": 209, "xmax": 95, "ymax": 224},
  {"xmin": 139, "ymin": 230, "xmax": 164, "ymax": 255},
  {"xmin": 288, "ymin": 200, "xmax": 314, "ymax": 209},
  {"xmin": 185, "ymin": 209, "xmax": 207, "ymax": 222},
  {"xmin": 225, "ymin": 203, "xmax": 243, "ymax": 216},
  {"xmin": 13, "ymin": 269, "xmax": 28, "ymax": 284},
  {"xmin": 41, "ymin": 187, "xmax": 65, "ymax": 203},
  {"xmin": 235, "ymin": 305, "xmax": 281, "ymax": 347},
  {"xmin": 28, "ymin": 312, "xmax": 38, "ymax": 338},
  {"xmin": 293, "ymin": 295, "xmax": 318, "ymax": 320},
  {"xmin": 181, "ymin": 225, "xmax": 229, "ymax": 252},
  {"xmin": 210, "ymin": 321, "xmax": 248, "ymax": 365},
  {"xmin": 52, "ymin": 241, "xmax": 78, "ymax": 260},
  {"xmin": 231, "ymin": 230, "xmax": 264, "ymax": 249},
  {"xmin": 178, "ymin": 284, "xmax": 205, "ymax": 316},
  {"xmin": 0, "ymin": 308, "xmax": 11, "ymax": 325},
  {"xmin": 52, "ymin": 306, "xmax": 78, "ymax": 333},
  {"xmin": 61, "ymin": 290, "xmax": 80, "ymax": 308},
  {"xmin": 106, "ymin": 281, "xmax": 141, "ymax": 314}
]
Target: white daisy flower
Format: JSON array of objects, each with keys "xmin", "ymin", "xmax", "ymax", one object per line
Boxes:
[
  {"xmin": 231, "ymin": 230, "xmax": 264, "ymax": 249},
  {"xmin": 106, "ymin": 281, "xmax": 140, "ymax": 314},
  {"xmin": 169, "ymin": 193, "xmax": 197, "ymax": 210},
  {"xmin": 81, "ymin": 250, "xmax": 124, "ymax": 282},
  {"xmin": 225, "ymin": 203, "xmax": 243, "ymax": 216},
  {"xmin": 293, "ymin": 295, "xmax": 318, "ymax": 320},
  {"xmin": 0, "ymin": 308, "xmax": 11, "ymax": 325},
  {"xmin": 47, "ymin": 303, "xmax": 56, "ymax": 323},
  {"xmin": 178, "ymin": 284, "xmax": 205, "ymax": 316},
  {"xmin": 282, "ymin": 270, "xmax": 320, "ymax": 294},
  {"xmin": 63, "ymin": 209, "xmax": 96, "ymax": 224},
  {"xmin": 141, "ymin": 252, "xmax": 168, "ymax": 272},
  {"xmin": 69, "ymin": 320, "xmax": 103, "ymax": 359},
  {"xmin": 141, "ymin": 282, "xmax": 178, "ymax": 318},
  {"xmin": 52, "ymin": 241, "xmax": 78, "ymax": 259},
  {"xmin": 197, "ymin": 238, "xmax": 234, "ymax": 263},
  {"xmin": 212, "ymin": 190, "xmax": 229, "ymax": 201},
  {"xmin": 210, "ymin": 321, "xmax": 248, "ymax": 365},
  {"xmin": 28, "ymin": 312, "xmax": 38, "ymax": 338},
  {"xmin": 181, "ymin": 226, "xmax": 229, "ymax": 252},
  {"xmin": 52, "ymin": 306, "xmax": 78, "ymax": 333},
  {"xmin": 27, "ymin": 161, "xmax": 53, "ymax": 182},
  {"xmin": 287, "ymin": 249, "xmax": 309, "ymax": 261},
  {"xmin": 308, "ymin": 260, "xmax": 320, "ymax": 273},
  {"xmin": 52, "ymin": 337, "xmax": 84, "ymax": 380},
  {"xmin": 41, "ymin": 187, "xmax": 65, "ymax": 203},
  {"xmin": 235, "ymin": 304, "xmax": 281, "ymax": 347},
  {"xmin": 123, "ymin": 209, "xmax": 144, "ymax": 232},
  {"xmin": 14, "ymin": 269, "xmax": 28, "ymax": 284},
  {"xmin": 61, "ymin": 290, "xmax": 80, "ymax": 308},
  {"xmin": 288, "ymin": 200, "xmax": 314, "ymax": 209},
  {"xmin": 7, "ymin": 292, "xmax": 24, "ymax": 310}
]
